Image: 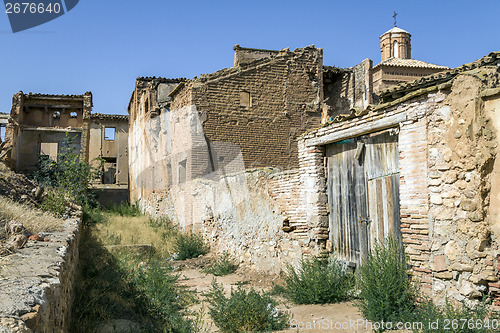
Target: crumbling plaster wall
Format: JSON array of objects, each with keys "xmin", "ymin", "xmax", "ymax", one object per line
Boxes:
[
  {"xmin": 427, "ymin": 70, "xmax": 500, "ymax": 305},
  {"xmin": 299, "ymin": 68, "xmax": 500, "ymax": 305}
]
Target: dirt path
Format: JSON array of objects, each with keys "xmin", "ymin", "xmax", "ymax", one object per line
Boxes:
[{"xmin": 177, "ymin": 259, "xmax": 411, "ymax": 333}]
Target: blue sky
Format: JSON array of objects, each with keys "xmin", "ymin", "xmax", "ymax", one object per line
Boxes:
[{"xmin": 0, "ymin": 0, "xmax": 499, "ymax": 115}]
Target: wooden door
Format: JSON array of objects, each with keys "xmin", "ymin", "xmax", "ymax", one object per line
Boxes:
[
  {"xmin": 364, "ymin": 130, "xmax": 400, "ymax": 247},
  {"xmin": 326, "ymin": 129, "xmax": 400, "ymax": 266},
  {"xmin": 326, "ymin": 138, "xmax": 369, "ymax": 265}
]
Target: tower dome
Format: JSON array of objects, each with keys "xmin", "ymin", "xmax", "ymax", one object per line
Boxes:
[{"xmin": 380, "ymin": 26, "xmax": 411, "ymax": 61}]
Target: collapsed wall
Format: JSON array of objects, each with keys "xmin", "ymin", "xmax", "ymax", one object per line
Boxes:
[{"xmin": 0, "ymin": 217, "xmax": 81, "ymax": 332}]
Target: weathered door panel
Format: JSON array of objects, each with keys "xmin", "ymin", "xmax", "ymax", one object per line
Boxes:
[
  {"xmin": 327, "ymin": 139, "xmax": 368, "ymax": 265},
  {"xmin": 365, "ymin": 130, "xmax": 401, "ymax": 247},
  {"xmin": 326, "ymin": 129, "xmax": 400, "ymax": 266}
]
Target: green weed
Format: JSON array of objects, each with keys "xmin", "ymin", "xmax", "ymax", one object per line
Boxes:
[
  {"xmin": 174, "ymin": 232, "xmax": 208, "ymax": 260},
  {"xmin": 280, "ymin": 257, "xmax": 354, "ymax": 304},
  {"xmin": 71, "ymin": 211, "xmax": 197, "ymax": 332},
  {"xmin": 409, "ymin": 297, "xmax": 500, "ymax": 333},
  {"xmin": 204, "ymin": 280, "xmax": 289, "ymax": 332},
  {"xmin": 356, "ymin": 237, "xmax": 417, "ymax": 327},
  {"xmin": 107, "ymin": 202, "xmax": 141, "ymax": 217},
  {"xmin": 202, "ymin": 252, "xmax": 238, "ymax": 276}
]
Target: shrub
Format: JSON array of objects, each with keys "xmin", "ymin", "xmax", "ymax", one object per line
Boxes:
[
  {"xmin": 356, "ymin": 237, "xmax": 417, "ymax": 325},
  {"xmin": 204, "ymin": 280, "xmax": 289, "ymax": 332},
  {"xmin": 107, "ymin": 202, "xmax": 141, "ymax": 217},
  {"xmin": 72, "ymin": 216, "xmax": 196, "ymax": 332},
  {"xmin": 34, "ymin": 133, "xmax": 102, "ymax": 213},
  {"xmin": 202, "ymin": 252, "xmax": 238, "ymax": 276},
  {"xmin": 411, "ymin": 297, "xmax": 500, "ymax": 333},
  {"xmin": 132, "ymin": 260, "xmax": 196, "ymax": 332},
  {"xmin": 174, "ymin": 232, "xmax": 208, "ymax": 260},
  {"xmin": 281, "ymin": 257, "xmax": 354, "ymax": 304}
]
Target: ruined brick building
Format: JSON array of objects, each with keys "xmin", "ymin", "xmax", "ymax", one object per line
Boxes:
[
  {"xmin": 4, "ymin": 91, "xmax": 129, "ymax": 203},
  {"xmin": 125, "ymin": 25, "xmax": 498, "ymax": 305}
]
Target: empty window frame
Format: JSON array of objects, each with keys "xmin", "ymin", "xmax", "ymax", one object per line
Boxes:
[
  {"xmin": 40, "ymin": 142, "xmax": 59, "ymax": 162},
  {"xmin": 0, "ymin": 125, "xmax": 5, "ymax": 141},
  {"xmin": 104, "ymin": 127, "xmax": 116, "ymax": 141},
  {"xmin": 178, "ymin": 159, "xmax": 187, "ymax": 184},
  {"xmin": 240, "ymin": 91, "xmax": 251, "ymax": 107}
]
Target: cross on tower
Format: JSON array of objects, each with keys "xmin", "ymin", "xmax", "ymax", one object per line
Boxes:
[{"xmin": 393, "ymin": 11, "xmax": 398, "ymax": 27}]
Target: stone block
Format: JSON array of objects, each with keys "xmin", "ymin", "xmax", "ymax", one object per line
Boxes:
[
  {"xmin": 434, "ymin": 271, "xmax": 453, "ymax": 279},
  {"xmin": 450, "ymin": 262, "xmax": 474, "ymax": 272},
  {"xmin": 443, "ymin": 170, "xmax": 459, "ymax": 184},
  {"xmin": 460, "ymin": 199, "xmax": 478, "ymax": 211},
  {"xmin": 430, "ymin": 195, "xmax": 443, "ymax": 205},
  {"xmin": 433, "ymin": 255, "xmax": 447, "ymax": 272}
]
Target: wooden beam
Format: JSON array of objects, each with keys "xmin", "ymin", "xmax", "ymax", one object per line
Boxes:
[
  {"xmin": 23, "ymin": 104, "xmax": 83, "ymax": 109},
  {"xmin": 305, "ymin": 112, "xmax": 407, "ymax": 147}
]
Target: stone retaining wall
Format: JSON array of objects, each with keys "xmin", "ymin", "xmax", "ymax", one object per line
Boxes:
[{"xmin": 0, "ymin": 217, "xmax": 81, "ymax": 333}]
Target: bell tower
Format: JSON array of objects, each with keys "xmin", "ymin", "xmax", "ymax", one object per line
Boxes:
[{"xmin": 380, "ymin": 26, "xmax": 411, "ymax": 61}]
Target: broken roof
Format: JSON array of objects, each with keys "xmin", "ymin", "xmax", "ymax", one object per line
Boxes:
[
  {"xmin": 169, "ymin": 45, "xmax": 319, "ymax": 97},
  {"xmin": 136, "ymin": 77, "xmax": 186, "ymax": 83},
  {"xmin": 321, "ymin": 51, "xmax": 500, "ymax": 126},
  {"xmin": 23, "ymin": 92, "xmax": 91, "ymax": 99}
]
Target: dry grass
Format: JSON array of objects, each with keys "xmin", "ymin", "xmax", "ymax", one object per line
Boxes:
[
  {"xmin": 94, "ymin": 213, "xmax": 180, "ymax": 257},
  {"xmin": 0, "ymin": 196, "xmax": 64, "ymax": 240}
]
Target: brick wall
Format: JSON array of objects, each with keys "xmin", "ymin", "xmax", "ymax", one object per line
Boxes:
[{"xmin": 171, "ymin": 46, "xmax": 323, "ymax": 171}]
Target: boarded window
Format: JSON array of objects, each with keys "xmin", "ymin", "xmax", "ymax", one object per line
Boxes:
[
  {"xmin": 240, "ymin": 91, "xmax": 251, "ymax": 107},
  {"xmin": 104, "ymin": 127, "xmax": 116, "ymax": 141},
  {"xmin": 178, "ymin": 159, "xmax": 187, "ymax": 184},
  {"xmin": 40, "ymin": 142, "xmax": 58, "ymax": 162}
]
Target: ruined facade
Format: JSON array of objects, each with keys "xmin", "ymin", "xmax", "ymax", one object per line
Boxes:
[
  {"xmin": 127, "ymin": 27, "xmax": 500, "ymax": 306},
  {"xmin": 6, "ymin": 92, "xmax": 93, "ymax": 172},
  {"xmin": 88, "ymin": 113, "xmax": 130, "ymax": 204},
  {"xmin": 128, "ymin": 46, "xmax": 372, "ymax": 235},
  {"xmin": 300, "ymin": 52, "xmax": 500, "ymax": 305},
  {"xmin": 5, "ymin": 92, "xmax": 130, "ymax": 203}
]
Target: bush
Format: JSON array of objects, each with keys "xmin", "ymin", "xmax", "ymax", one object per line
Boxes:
[
  {"xmin": 202, "ymin": 252, "xmax": 238, "ymax": 276},
  {"xmin": 34, "ymin": 133, "xmax": 102, "ymax": 213},
  {"xmin": 356, "ymin": 237, "xmax": 417, "ymax": 325},
  {"xmin": 281, "ymin": 257, "xmax": 354, "ymax": 304},
  {"xmin": 174, "ymin": 232, "xmax": 208, "ymax": 260},
  {"xmin": 107, "ymin": 202, "xmax": 141, "ymax": 217},
  {"xmin": 132, "ymin": 260, "xmax": 196, "ymax": 332},
  {"xmin": 72, "ymin": 218, "xmax": 196, "ymax": 332},
  {"xmin": 411, "ymin": 297, "xmax": 500, "ymax": 333},
  {"xmin": 204, "ymin": 280, "xmax": 289, "ymax": 332}
]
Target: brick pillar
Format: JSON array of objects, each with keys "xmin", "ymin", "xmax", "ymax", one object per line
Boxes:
[
  {"xmin": 80, "ymin": 92, "xmax": 93, "ymax": 162},
  {"xmin": 398, "ymin": 116, "xmax": 432, "ymax": 289},
  {"xmin": 297, "ymin": 141, "xmax": 328, "ymax": 254}
]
